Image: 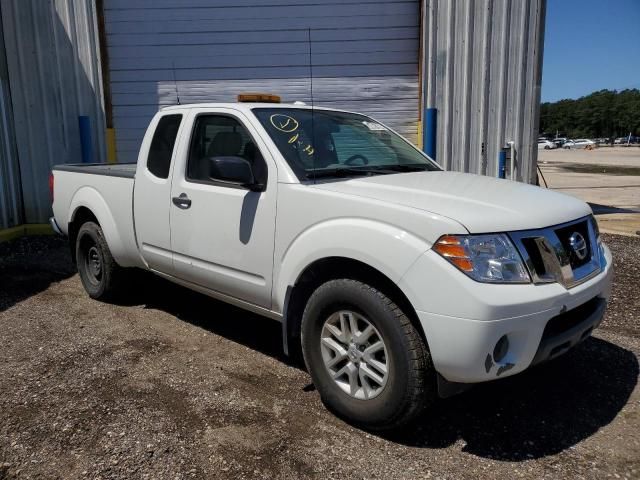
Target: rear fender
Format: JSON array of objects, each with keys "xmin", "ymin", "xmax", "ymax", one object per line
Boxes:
[{"xmin": 69, "ymin": 186, "xmax": 130, "ymax": 266}]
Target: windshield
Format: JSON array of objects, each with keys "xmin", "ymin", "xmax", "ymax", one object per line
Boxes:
[{"xmin": 252, "ymin": 108, "xmax": 441, "ymax": 180}]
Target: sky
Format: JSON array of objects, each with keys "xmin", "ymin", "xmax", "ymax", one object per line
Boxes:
[{"xmin": 541, "ymin": 0, "xmax": 640, "ymax": 103}]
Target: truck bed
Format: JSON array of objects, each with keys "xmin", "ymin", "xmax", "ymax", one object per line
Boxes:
[
  {"xmin": 51, "ymin": 162, "xmax": 143, "ymax": 268},
  {"xmin": 53, "ymin": 163, "xmax": 136, "ymax": 179}
]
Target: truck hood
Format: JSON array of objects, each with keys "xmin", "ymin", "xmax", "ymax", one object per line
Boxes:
[{"xmin": 311, "ymin": 171, "xmax": 592, "ymax": 233}]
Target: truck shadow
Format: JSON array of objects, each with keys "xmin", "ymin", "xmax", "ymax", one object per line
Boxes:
[
  {"xmin": 124, "ymin": 271, "xmax": 637, "ymax": 461},
  {"xmin": 383, "ymin": 337, "xmax": 638, "ymax": 460},
  {"xmin": 589, "ymin": 202, "xmax": 640, "ymax": 214},
  {"xmin": 124, "ymin": 271, "xmax": 291, "ymax": 364},
  {"xmin": 0, "ymin": 236, "xmax": 75, "ymax": 313}
]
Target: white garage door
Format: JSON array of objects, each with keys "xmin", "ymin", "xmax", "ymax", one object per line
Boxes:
[{"xmin": 103, "ymin": 0, "xmax": 420, "ymax": 162}]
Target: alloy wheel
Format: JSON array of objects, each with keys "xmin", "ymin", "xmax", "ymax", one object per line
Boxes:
[{"xmin": 320, "ymin": 310, "xmax": 389, "ymax": 400}]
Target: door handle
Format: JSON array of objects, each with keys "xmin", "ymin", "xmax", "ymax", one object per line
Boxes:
[{"xmin": 172, "ymin": 193, "xmax": 192, "ymax": 209}]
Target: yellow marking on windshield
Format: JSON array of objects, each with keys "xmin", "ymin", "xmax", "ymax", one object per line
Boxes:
[
  {"xmin": 268, "ymin": 112, "xmax": 315, "ymax": 158},
  {"xmin": 270, "ymin": 114, "xmax": 299, "ymax": 133}
]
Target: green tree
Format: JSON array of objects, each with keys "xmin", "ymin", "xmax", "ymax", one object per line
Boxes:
[{"xmin": 539, "ymin": 89, "xmax": 640, "ymax": 139}]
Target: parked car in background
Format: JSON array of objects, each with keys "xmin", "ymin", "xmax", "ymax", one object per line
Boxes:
[
  {"xmin": 615, "ymin": 136, "xmax": 640, "ymax": 145},
  {"xmin": 553, "ymin": 137, "xmax": 567, "ymax": 148},
  {"xmin": 538, "ymin": 139, "xmax": 556, "ymax": 150},
  {"xmin": 563, "ymin": 139, "xmax": 596, "ymax": 150}
]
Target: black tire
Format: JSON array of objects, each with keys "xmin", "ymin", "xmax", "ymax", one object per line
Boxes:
[
  {"xmin": 75, "ymin": 221, "xmax": 123, "ymax": 300},
  {"xmin": 301, "ymin": 279, "xmax": 436, "ymax": 430}
]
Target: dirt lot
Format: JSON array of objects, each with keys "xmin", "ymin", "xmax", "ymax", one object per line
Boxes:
[
  {"xmin": 538, "ymin": 147, "xmax": 640, "ymax": 236},
  {"xmin": 0, "ymin": 235, "xmax": 639, "ymax": 479}
]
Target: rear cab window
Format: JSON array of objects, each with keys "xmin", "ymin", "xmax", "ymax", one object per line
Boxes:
[{"xmin": 147, "ymin": 114, "xmax": 182, "ymax": 179}]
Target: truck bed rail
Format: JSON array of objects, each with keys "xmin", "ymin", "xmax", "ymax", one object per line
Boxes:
[{"xmin": 53, "ymin": 163, "xmax": 136, "ymax": 179}]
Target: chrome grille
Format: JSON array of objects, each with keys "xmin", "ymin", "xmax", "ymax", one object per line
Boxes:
[
  {"xmin": 509, "ymin": 216, "xmax": 602, "ymax": 288},
  {"xmin": 555, "ymin": 220, "xmax": 592, "ymax": 269}
]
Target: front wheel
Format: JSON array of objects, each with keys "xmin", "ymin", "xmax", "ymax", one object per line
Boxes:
[
  {"xmin": 76, "ymin": 221, "xmax": 123, "ymax": 300},
  {"xmin": 301, "ymin": 279, "xmax": 436, "ymax": 430}
]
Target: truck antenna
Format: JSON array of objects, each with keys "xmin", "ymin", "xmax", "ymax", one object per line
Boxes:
[
  {"xmin": 308, "ymin": 27, "xmax": 316, "ymax": 182},
  {"xmin": 308, "ymin": 28, "xmax": 315, "ymax": 110},
  {"xmin": 172, "ymin": 61, "xmax": 181, "ymax": 105}
]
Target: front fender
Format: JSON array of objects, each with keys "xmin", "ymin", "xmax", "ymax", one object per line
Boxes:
[{"xmin": 274, "ymin": 217, "xmax": 432, "ymax": 313}]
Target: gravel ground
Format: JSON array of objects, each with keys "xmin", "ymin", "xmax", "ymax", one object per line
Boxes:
[{"xmin": 0, "ymin": 234, "xmax": 638, "ymax": 479}]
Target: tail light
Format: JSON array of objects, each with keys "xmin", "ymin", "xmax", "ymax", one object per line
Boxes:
[{"xmin": 49, "ymin": 172, "xmax": 54, "ymax": 204}]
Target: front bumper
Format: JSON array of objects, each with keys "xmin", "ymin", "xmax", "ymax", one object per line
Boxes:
[
  {"xmin": 530, "ymin": 296, "xmax": 605, "ymax": 365},
  {"xmin": 400, "ymin": 244, "xmax": 613, "ymax": 385}
]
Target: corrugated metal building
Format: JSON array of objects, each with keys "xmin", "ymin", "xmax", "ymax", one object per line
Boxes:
[
  {"xmin": 0, "ymin": 0, "xmax": 545, "ymax": 235},
  {"xmin": 423, "ymin": 0, "xmax": 545, "ymax": 184},
  {"xmin": 0, "ymin": 14, "xmax": 21, "ymax": 231},
  {"xmin": 0, "ymin": 0, "xmax": 105, "ymax": 231},
  {"xmin": 103, "ymin": 0, "xmax": 423, "ymax": 163}
]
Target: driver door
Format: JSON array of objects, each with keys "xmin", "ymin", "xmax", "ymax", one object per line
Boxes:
[{"xmin": 169, "ymin": 108, "xmax": 277, "ymax": 308}]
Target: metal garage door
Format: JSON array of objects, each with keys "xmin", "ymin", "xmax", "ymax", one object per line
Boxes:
[{"xmin": 103, "ymin": 0, "xmax": 420, "ymax": 162}]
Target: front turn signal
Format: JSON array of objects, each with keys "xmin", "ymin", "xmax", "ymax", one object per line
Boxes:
[{"xmin": 433, "ymin": 236, "xmax": 474, "ymax": 272}]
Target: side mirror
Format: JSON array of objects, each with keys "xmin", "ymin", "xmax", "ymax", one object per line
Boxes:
[{"xmin": 208, "ymin": 156, "xmax": 264, "ymax": 191}]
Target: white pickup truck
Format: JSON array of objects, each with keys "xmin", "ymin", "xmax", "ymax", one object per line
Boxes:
[{"xmin": 51, "ymin": 100, "xmax": 612, "ymax": 430}]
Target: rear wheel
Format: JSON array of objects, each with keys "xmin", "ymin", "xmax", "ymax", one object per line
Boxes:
[
  {"xmin": 301, "ymin": 279, "xmax": 436, "ymax": 430},
  {"xmin": 76, "ymin": 221, "xmax": 123, "ymax": 300}
]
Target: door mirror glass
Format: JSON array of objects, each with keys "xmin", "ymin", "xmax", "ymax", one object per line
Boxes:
[{"xmin": 209, "ymin": 156, "xmax": 263, "ymax": 191}]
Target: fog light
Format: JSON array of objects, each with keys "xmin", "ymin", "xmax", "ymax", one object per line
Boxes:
[{"xmin": 493, "ymin": 335, "xmax": 509, "ymax": 363}]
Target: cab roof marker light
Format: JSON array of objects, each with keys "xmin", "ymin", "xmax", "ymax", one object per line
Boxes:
[{"xmin": 237, "ymin": 93, "xmax": 281, "ymax": 103}]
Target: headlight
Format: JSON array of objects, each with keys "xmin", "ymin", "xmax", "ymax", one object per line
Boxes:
[
  {"xmin": 590, "ymin": 214, "xmax": 605, "ymax": 263},
  {"xmin": 590, "ymin": 214, "xmax": 601, "ymax": 245},
  {"xmin": 433, "ymin": 234, "xmax": 530, "ymax": 283}
]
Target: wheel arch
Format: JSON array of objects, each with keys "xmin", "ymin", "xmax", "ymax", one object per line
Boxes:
[
  {"xmin": 67, "ymin": 206, "xmax": 100, "ymax": 263},
  {"xmin": 282, "ymin": 256, "xmax": 428, "ymax": 359},
  {"xmin": 66, "ymin": 186, "xmax": 136, "ymax": 267}
]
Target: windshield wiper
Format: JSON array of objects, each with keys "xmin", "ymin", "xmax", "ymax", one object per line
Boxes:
[
  {"xmin": 378, "ymin": 164, "xmax": 435, "ymax": 172},
  {"xmin": 305, "ymin": 164, "xmax": 436, "ymax": 180},
  {"xmin": 305, "ymin": 167, "xmax": 389, "ymax": 179}
]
